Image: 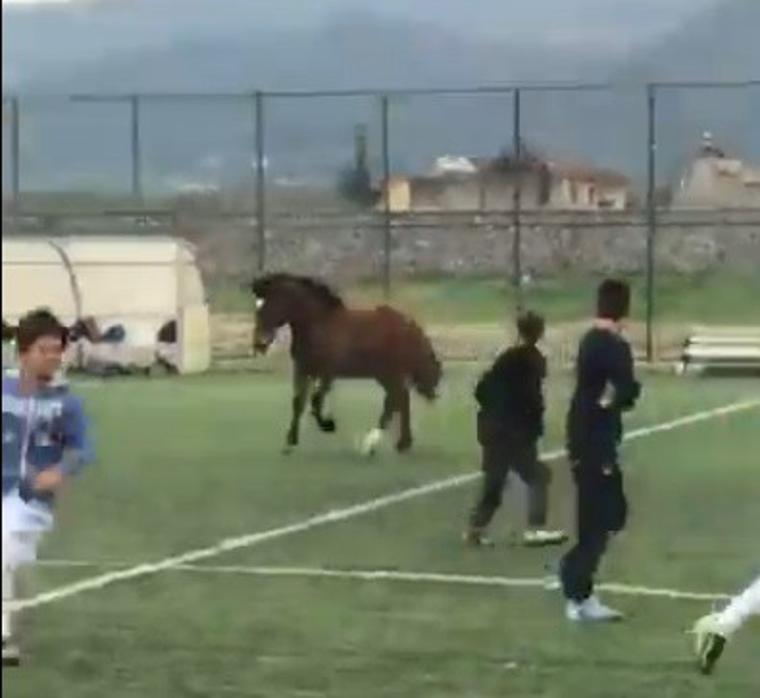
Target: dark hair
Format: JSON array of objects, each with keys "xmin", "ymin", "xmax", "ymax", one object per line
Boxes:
[
  {"xmin": 2, "ymin": 320, "xmax": 15, "ymax": 342},
  {"xmin": 517, "ymin": 311, "xmax": 545, "ymax": 345},
  {"xmin": 596, "ymin": 279, "xmax": 631, "ymax": 321},
  {"xmin": 16, "ymin": 308, "xmax": 68, "ymax": 354}
]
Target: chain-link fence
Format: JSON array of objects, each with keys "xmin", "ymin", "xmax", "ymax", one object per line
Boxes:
[{"xmin": 3, "ymin": 82, "xmax": 759, "ymax": 362}]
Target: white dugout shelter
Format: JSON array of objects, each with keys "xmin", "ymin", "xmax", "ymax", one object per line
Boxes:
[{"xmin": 2, "ymin": 236, "xmax": 211, "ymax": 374}]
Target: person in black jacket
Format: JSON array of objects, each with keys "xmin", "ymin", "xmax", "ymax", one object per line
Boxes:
[
  {"xmin": 464, "ymin": 311, "xmax": 567, "ymax": 548},
  {"xmin": 560, "ymin": 279, "xmax": 641, "ymax": 622}
]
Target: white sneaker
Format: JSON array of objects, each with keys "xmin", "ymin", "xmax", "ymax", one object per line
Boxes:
[
  {"xmin": 565, "ymin": 601, "xmax": 585, "ymax": 622},
  {"xmin": 566, "ymin": 595, "xmax": 624, "ymax": 622},
  {"xmin": 691, "ymin": 613, "xmax": 728, "ymax": 675},
  {"xmin": 462, "ymin": 530, "xmax": 495, "ymax": 547},
  {"xmin": 2, "ymin": 639, "xmax": 21, "ymax": 667},
  {"xmin": 522, "ymin": 529, "xmax": 569, "ymax": 547},
  {"xmin": 583, "ymin": 595, "xmax": 624, "ymax": 621}
]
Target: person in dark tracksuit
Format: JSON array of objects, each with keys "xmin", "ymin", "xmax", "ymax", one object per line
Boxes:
[
  {"xmin": 464, "ymin": 311, "xmax": 567, "ymax": 548},
  {"xmin": 560, "ymin": 279, "xmax": 641, "ymax": 622}
]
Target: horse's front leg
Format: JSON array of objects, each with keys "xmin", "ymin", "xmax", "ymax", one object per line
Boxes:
[
  {"xmin": 285, "ymin": 370, "xmax": 311, "ymax": 453},
  {"xmin": 311, "ymin": 377, "xmax": 336, "ymax": 433}
]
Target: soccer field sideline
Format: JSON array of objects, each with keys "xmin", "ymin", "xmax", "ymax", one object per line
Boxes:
[{"xmin": 9, "ymin": 397, "xmax": 760, "ymax": 614}]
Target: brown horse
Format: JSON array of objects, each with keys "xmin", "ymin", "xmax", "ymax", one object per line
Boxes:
[{"xmin": 249, "ymin": 273, "xmax": 442, "ymax": 454}]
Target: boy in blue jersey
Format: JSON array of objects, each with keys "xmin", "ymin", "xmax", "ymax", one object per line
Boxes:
[{"xmin": 2, "ymin": 308, "xmax": 95, "ymax": 666}]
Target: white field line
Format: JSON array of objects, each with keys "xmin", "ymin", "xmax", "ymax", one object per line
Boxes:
[
  {"xmin": 10, "ymin": 398, "xmax": 760, "ymax": 613},
  {"xmin": 34, "ymin": 560, "xmax": 731, "ymax": 603}
]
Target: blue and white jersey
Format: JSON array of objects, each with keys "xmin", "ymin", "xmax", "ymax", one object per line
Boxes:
[{"xmin": 2, "ymin": 372, "xmax": 94, "ymax": 507}]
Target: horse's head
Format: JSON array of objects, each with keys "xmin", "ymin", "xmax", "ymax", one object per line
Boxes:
[
  {"xmin": 248, "ymin": 275, "xmax": 293, "ymax": 355},
  {"xmin": 248, "ymin": 274, "xmax": 345, "ymax": 355}
]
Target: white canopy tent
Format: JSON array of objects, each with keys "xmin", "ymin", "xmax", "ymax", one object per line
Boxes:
[{"xmin": 2, "ymin": 236, "xmax": 211, "ymax": 374}]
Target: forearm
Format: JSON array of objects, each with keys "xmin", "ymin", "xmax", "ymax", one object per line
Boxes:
[
  {"xmin": 612, "ymin": 379, "xmax": 640, "ymax": 410},
  {"xmin": 60, "ymin": 447, "xmax": 90, "ymax": 477},
  {"xmin": 610, "ymin": 346, "xmax": 641, "ymax": 410}
]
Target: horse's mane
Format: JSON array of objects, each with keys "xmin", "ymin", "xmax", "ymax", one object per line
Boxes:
[{"xmin": 252, "ymin": 273, "xmax": 345, "ymax": 310}]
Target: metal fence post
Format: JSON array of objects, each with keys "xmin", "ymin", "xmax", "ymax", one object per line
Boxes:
[
  {"xmin": 646, "ymin": 84, "xmax": 657, "ymax": 363},
  {"xmin": 10, "ymin": 96, "xmax": 21, "ymax": 211},
  {"xmin": 130, "ymin": 95, "xmax": 143, "ymax": 203},
  {"xmin": 380, "ymin": 94, "xmax": 392, "ymax": 300},
  {"xmin": 254, "ymin": 91, "xmax": 267, "ymax": 273},
  {"xmin": 512, "ymin": 88, "xmax": 523, "ymax": 314}
]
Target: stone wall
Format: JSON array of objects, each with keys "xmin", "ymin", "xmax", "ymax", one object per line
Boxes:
[
  {"xmin": 7, "ymin": 208, "xmax": 758, "ymax": 285},
  {"xmin": 185, "ymin": 210, "xmax": 760, "ymax": 285}
]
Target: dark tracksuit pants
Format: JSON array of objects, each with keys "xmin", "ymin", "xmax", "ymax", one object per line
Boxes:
[
  {"xmin": 469, "ymin": 413, "xmax": 551, "ymax": 531},
  {"xmin": 560, "ymin": 461, "xmax": 628, "ymax": 602}
]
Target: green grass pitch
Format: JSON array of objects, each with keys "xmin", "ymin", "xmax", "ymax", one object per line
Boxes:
[{"xmin": 4, "ymin": 368, "xmax": 759, "ymax": 697}]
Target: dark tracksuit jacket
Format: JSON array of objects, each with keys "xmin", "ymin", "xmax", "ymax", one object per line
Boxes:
[
  {"xmin": 475, "ymin": 345, "xmax": 546, "ymax": 440},
  {"xmin": 470, "ymin": 344, "xmax": 548, "ymax": 529},
  {"xmin": 566, "ymin": 327, "xmax": 641, "ymax": 468},
  {"xmin": 561, "ymin": 326, "xmax": 641, "ymax": 601}
]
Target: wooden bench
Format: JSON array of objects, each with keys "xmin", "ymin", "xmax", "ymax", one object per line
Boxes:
[{"xmin": 678, "ymin": 326, "xmax": 760, "ymax": 374}]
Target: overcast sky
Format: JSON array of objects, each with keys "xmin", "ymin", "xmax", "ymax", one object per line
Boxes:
[
  {"xmin": 2, "ymin": 0, "xmax": 719, "ymax": 41},
  {"xmin": 2, "ymin": 0, "xmax": 721, "ymax": 88}
]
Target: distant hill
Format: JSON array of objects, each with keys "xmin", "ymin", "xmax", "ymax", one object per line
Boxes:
[
  {"xmin": 2, "ymin": 10, "xmax": 613, "ymax": 192},
  {"xmin": 3, "ymin": 0, "xmax": 757, "ymax": 196}
]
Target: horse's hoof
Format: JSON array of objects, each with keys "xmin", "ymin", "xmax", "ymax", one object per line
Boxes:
[
  {"xmin": 396, "ymin": 438, "xmax": 413, "ymax": 453},
  {"xmin": 320, "ymin": 418, "xmax": 337, "ymax": 433},
  {"xmin": 282, "ymin": 445, "xmax": 294, "ymax": 455}
]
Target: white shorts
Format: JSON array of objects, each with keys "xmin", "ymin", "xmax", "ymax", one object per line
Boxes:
[{"xmin": 2, "ymin": 492, "xmax": 54, "ymax": 571}]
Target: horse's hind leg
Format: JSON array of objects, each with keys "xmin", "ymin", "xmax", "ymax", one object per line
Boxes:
[
  {"xmin": 285, "ymin": 370, "xmax": 311, "ymax": 453},
  {"xmin": 360, "ymin": 386, "xmax": 395, "ymax": 456},
  {"xmin": 395, "ymin": 386, "xmax": 413, "ymax": 453},
  {"xmin": 362, "ymin": 382, "xmax": 413, "ymax": 455},
  {"xmin": 311, "ymin": 377, "xmax": 336, "ymax": 433}
]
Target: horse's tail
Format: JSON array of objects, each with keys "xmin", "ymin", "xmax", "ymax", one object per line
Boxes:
[{"xmin": 405, "ymin": 318, "xmax": 442, "ymax": 401}]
